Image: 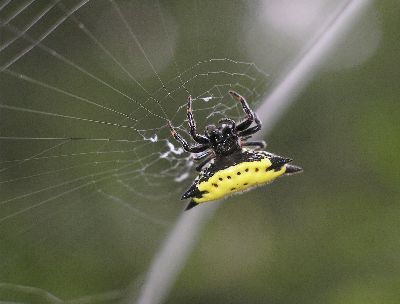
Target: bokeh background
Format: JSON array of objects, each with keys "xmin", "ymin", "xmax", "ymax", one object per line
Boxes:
[{"xmin": 0, "ymin": 0, "xmax": 399, "ymax": 303}]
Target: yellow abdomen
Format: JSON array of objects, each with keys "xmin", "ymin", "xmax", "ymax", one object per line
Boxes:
[{"xmin": 193, "ymin": 159, "xmax": 286, "ymax": 203}]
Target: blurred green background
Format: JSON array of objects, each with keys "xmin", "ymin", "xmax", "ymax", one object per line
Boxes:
[{"xmin": 0, "ymin": 0, "xmax": 399, "ymax": 303}]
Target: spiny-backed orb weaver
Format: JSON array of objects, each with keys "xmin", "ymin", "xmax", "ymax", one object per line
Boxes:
[{"xmin": 168, "ymin": 90, "xmax": 302, "ymax": 210}]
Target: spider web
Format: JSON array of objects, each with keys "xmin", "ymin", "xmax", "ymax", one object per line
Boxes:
[{"xmin": 0, "ymin": 0, "xmax": 269, "ymax": 302}]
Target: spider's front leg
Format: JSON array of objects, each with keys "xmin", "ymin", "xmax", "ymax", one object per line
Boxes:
[
  {"xmin": 187, "ymin": 95, "xmax": 209, "ymax": 144},
  {"xmin": 192, "ymin": 150, "xmax": 215, "ymax": 172},
  {"xmin": 192, "ymin": 150, "xmax": 209, "ymax": 161},
  {"xmin": 229, "ymin": 90, "xmax": 257, "ymax": 132},
  {"xmin": 167, "ymin": 120, "xmax": 210, "ymax": 153},
  {"xmin": 195, "ymin": 155, "xmax": 214, "ymax": 172},
  {"xmin": 237, "ymin": 114, "xmax": 262, "ymax": 137}
]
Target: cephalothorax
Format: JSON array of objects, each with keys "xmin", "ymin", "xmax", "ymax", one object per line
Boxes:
[{"xmin": 168, "ymin": 90, "xmax": 302, "ymax": 210}]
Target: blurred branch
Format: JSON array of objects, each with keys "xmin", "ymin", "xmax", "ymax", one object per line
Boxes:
[{"xmin": 134, "ymin": 1, "xmax": 374, "ymax": 303}]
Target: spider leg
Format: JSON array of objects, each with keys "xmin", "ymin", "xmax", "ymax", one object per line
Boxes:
[
  {"xmin": 192, "ymin": 150, "xmax": 215, "ymax": 171},
  {"xmin": 192, "ymin": 151, "xmax": 210, "ymax": 161},
  {"xmin": 195, "ymin": 155, "xmax": 214, "ymax": 172},
  {"xmin": 168, "ymin": 121, "xmax": 210, "ymax": 153},
  {"xmin": 187, "ymin": 95, "xmax": 209, "ymax": 144},
  {"xmin": 237, "ymin": 114, "xmax": 262, "ymax": 137},
  {"xmin": 241, "ymin": 140, "xmax": 267, "ymax": 150},
  {"xmin": 229, "ymin": 90, "xmax": 255, "ymax": 131}
]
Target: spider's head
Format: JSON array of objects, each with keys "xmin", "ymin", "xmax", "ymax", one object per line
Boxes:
[{"xmin": 205, "ymin": 122, "xmax": 240, "ymax": 156}]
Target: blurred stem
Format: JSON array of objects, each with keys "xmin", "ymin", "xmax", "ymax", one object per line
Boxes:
[{"xmin": 134, "ymin": 1, "xmax": 373, "ymax": 303}]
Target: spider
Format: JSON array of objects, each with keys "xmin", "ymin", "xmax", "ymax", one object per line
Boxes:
[{"xmin": 168, "ymin": 90, "xmax": 302, "ymax": 210}]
